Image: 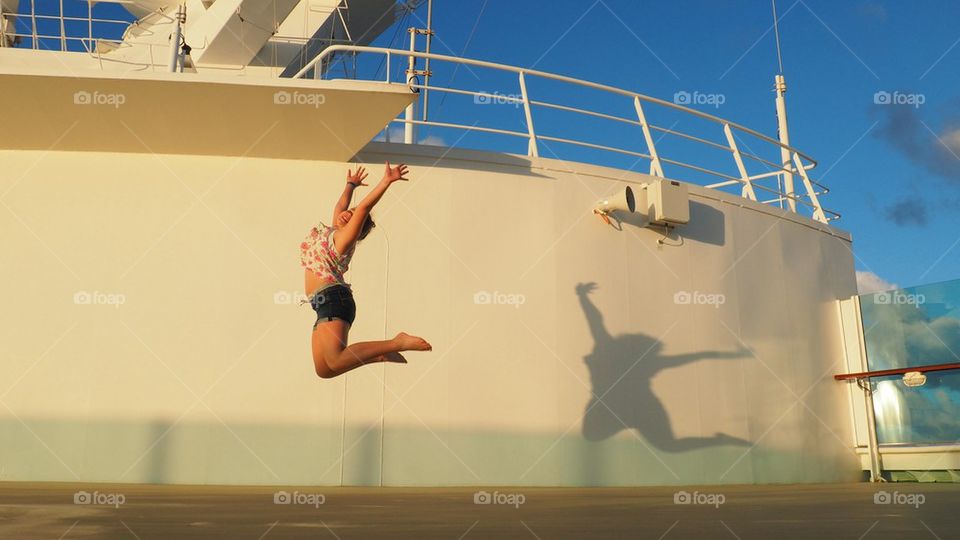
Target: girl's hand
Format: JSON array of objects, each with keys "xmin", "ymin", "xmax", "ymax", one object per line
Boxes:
[
  {"xmin": 347, "ymin": 166, "xmax": 368, "ymax": 187},
  {"xmin": 382, "ymin": 161, "xmax": 409, "ymax": 184}
]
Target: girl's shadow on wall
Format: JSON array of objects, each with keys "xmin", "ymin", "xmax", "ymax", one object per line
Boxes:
[{"xmin": 575, "ymin": 282, "xmax": 751, "ymax": 451}]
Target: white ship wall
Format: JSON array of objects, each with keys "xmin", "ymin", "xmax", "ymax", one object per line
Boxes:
[{"xmin": 0, "ymin": 142, "xmax": 861, "ymax": 486}]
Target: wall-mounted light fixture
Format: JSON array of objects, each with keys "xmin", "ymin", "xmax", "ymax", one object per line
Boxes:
[{"xmin": 593, "ymin": 186, "xmax": 635, "ymax": 225}]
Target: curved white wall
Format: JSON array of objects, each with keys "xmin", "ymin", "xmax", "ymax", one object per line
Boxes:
[{"xmin": 0, "ymin": 142, "xmax": 861, "ymax": 486}]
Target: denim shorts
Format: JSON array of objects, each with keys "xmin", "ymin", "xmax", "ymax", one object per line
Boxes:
[{"xmin": 310, "ymin": 284, "xmax": 356, "ymax": 328}]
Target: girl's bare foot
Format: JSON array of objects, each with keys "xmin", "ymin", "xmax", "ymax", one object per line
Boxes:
[{"xmin": 394, "ymin": 332, "xmax": 432, "ymax": 351}]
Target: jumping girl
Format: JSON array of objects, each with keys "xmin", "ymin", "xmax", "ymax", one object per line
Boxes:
[{"xmin": 302, "ymin": 162, "xmax": 432, "ymax": 379}]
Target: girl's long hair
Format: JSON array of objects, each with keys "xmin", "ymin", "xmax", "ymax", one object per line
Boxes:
[{"xmin": 359, "ymin": 215, "xmax": 376, "ymax": 241}]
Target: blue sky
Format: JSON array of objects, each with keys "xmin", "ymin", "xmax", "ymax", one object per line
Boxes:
[{"xmin": 368, "ymin": 0, "xmax": 960, "ymax": 292}]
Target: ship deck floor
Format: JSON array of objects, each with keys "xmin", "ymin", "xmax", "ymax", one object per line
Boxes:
[{"xmin": 2, "ymin": 481, "xmax": 959, "ymax": 539}]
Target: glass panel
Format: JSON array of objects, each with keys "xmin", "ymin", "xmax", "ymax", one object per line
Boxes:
[{"xmin": 859, "ymin": 278, "xmax": 960, "ymax": 445}]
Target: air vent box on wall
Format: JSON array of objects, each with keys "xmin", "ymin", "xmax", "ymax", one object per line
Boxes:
[{"xmin": 643, "ymin": 179, "xmax": 689, "ymax": 225}]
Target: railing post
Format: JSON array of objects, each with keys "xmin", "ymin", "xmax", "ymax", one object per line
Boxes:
[
  {"xmin": 30, "ymin": 0, "xmax": 37, "ymax": 50},
  {"xmin": 634, "ymin": 96, "xmax": 663, "ymax": 177},
  {"xmin": 792, "ymin": 152, "xmax": 827, "ymax": 223},
  {"xmin": 87, "ymin": 0, "xmax": 93, "ymax": 53},
  {"xmin": 59, "ymin": 0, "xmax": 66, "ymax": 51},
  {"xmin": 723, "ymin": 123, "xmax": 757, "ymax": 201},
  {"xmin": 518, "ymin": 72, "xmax": 538, "ymax": 158},
  {"xmin": 404, "ymin": 29, "xmax": 417, "ymax": 144},
  {"xmin": 167, "ymin": 4, "xmax": 185, "ymax": 72}
]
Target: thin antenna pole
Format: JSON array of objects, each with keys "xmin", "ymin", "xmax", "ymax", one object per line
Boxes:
[
  {"xmin": 771, "ymin": 0, "xmax": 795, "ymax": 212},
  {"xmin": 772, "ymin": 0, "xmax": 784, "ymax": 74}
]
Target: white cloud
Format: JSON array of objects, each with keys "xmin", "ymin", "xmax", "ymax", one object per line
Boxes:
[
  {"xmin": 941, "ymin": 128, "xmax": 960, "ymax": 154},
  {"xmin": 373, "ymin": 126, "xmax": 446, "ymax": 147},
  {"xmin": 856, "ymin": 271, "xmax": 897, "ymax": 294},
  {"xmin": 418, "ymin": 134, "xmax": 446, "ymax": 146}
]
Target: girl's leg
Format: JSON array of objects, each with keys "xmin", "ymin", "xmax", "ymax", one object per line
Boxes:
[{"xmin": 311, "ymin": 320, "xmax": 431, "ymax": 379}]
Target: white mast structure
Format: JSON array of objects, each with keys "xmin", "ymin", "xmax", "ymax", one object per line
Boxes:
[
  {"xmin": 403, "ymin": 0, "xmax": 433, "ymax": 144},
  {"xmin": 168, "ymin": 3, "xmax": 186, "ymax": 72}
]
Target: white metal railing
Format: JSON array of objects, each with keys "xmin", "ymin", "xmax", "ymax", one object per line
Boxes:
[
  {"xmin": 294, "ymin": 45, "xmax": 838, "ymax": 223},
  {"xmin": 0, "ymin": 6, "xmax": 132, "ymax": 54},
  {"xmin": 0, "ymin": 5, "xmax": 353, "ymax": 74},
  {"xmin": 0, "ymin": 6, "xmax": 837, "ymax": 223}
]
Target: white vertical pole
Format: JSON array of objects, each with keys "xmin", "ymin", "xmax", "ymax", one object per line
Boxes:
[
  {"xmin": 863, "ymin": 381, "xmax": 883, "ymax": 481},
  {"xmin": 853, "ymin": 296, "xmax": 884, "ymax": 482},
  {"xmin": 775, "ymin": 74, "xmax": 796, "ymax": 212},
  {"xmin": 421, "ymin": 0, "xmax": 433, "ymax": 122},
  {"xmin": 404, "ymin": 28, "xmax": 416, "ymax": 144},
  {"xmin": 168, "ymin": 4, "xmax": 185, "ymax": 73}
]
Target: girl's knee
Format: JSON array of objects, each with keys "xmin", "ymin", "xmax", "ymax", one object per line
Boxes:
[
  {"xmin": 313, "ymin": 356, "xmax": 337, "ymax": 379},
  {"xmin": 315, "ymin": 365, "xmax": 336, "ymax": 379}
]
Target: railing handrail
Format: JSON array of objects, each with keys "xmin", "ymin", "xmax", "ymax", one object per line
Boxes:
[
  {"xmin": 295, "ymin": 45, "xmax": 838, "ymax": 223},
  {"xmin": 296, "ymin": 44, "xmax": 820, "ymax": 168},
  {"xmin": 834, "ymin": 362, "xmax": 960, "ymax": 381}
]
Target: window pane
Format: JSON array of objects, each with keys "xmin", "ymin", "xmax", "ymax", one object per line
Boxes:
[{"xmin": 859, "ymin": 279, "xmax": 960, "ymax": 444}]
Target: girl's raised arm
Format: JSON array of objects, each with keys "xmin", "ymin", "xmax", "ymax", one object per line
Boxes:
[
  {"xmin": 332, "ymin": 166, "xmax": 368, "ymax": 223},
  {"xmin": 335, "ymin": 162, "xmax": 409, "ymax": 248}
]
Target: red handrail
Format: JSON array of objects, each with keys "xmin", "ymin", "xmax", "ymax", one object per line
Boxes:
[{"xmin": 834, "ymin": 362, "xmax": 960, "ymax": 381}]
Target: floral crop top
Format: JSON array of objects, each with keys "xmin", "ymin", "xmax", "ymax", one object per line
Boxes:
[{"xmin": 300, "ymin": 222, "xmax": 355, "ymax": 286}]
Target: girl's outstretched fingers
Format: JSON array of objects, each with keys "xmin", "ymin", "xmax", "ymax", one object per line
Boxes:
[{"xmin": 382, "ymin": 161, "xmax": 410, "ymax": 183}]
